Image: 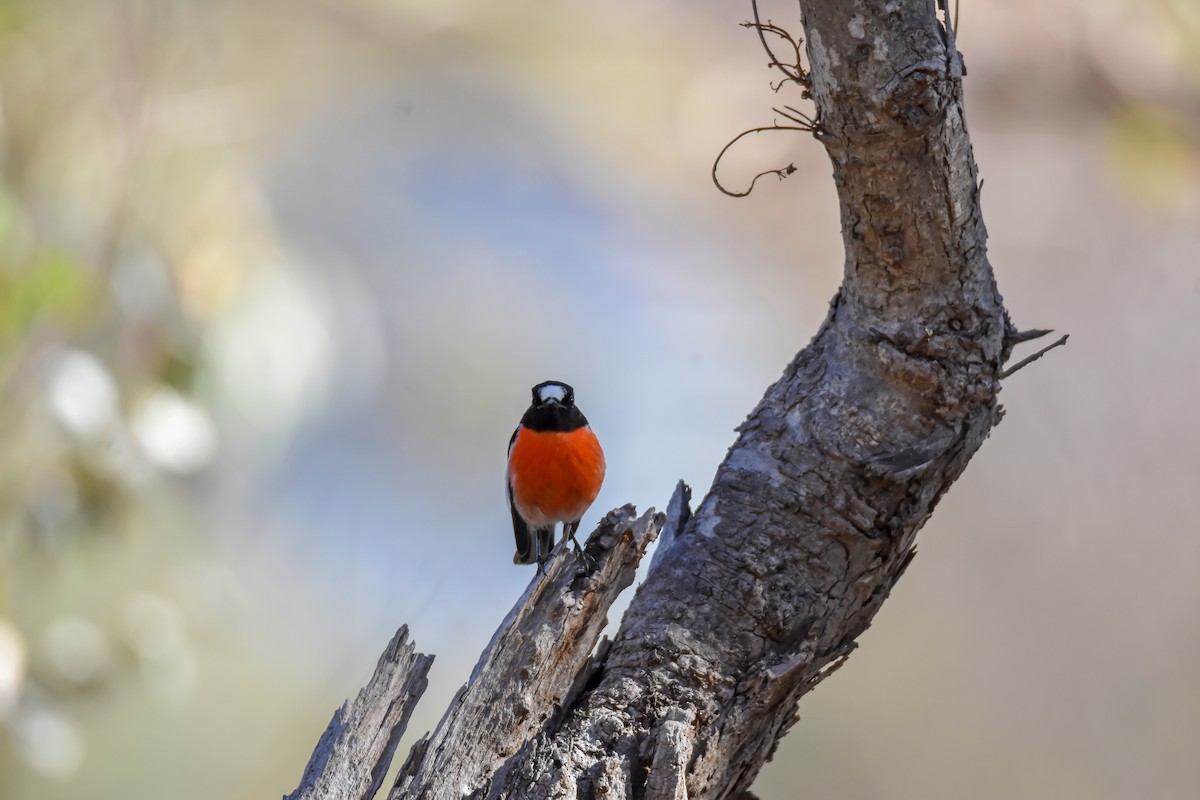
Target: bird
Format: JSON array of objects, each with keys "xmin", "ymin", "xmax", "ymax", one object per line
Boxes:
[{"xmin": 506, "ymin": 380, "xmax": 606, "ymax": 569}]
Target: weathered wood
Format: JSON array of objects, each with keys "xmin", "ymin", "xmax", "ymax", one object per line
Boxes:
[
  {"xmin": 390, "ymin": 506, "xmax": 663, "ymax": 800},
  {"xmin": 648, "ymin": 481, "xmax": 693, "ymax": 575},
  {"xmin": 285, "ymin": 625, "xmax": 432, "ymax": 800},
  {"xmin": 292, "ymin": 1, "xmax": 1032, "ymax": 797},
  {"xmin": 484, "ymin": 2, "xmax": 1015, "ymax": 797}
]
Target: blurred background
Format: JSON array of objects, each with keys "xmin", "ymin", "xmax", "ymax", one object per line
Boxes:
[{"xmin": 0, "ymin": 0, "xmax": 1196, "ymax": 798}]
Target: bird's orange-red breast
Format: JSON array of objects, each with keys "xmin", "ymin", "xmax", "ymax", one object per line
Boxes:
[{"xmin": 507, "ymin": 381, "xmax": 605, "ymax": 567}]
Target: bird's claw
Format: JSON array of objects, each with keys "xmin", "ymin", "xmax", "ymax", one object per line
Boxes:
[{"xmin": 569, "ymin": 539, "xmax": 595, "ymax": 571}]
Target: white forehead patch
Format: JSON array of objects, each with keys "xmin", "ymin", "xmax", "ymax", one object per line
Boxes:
[{"xmin": 537, "ymin": 384, "xmax": 568, "ymax": 403}]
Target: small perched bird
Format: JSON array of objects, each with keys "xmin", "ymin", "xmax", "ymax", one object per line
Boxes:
[{"xmin": 506, "ymin": 380, "xmax": 606, "ymax": 568}]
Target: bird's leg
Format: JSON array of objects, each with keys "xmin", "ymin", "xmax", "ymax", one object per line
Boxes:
[
  {"xmin": 535, "ymin": 526, "xmax": 554, "ymax": 574},
  {"xmin": 564, "ymin": 519, "xmax": 595, "ymax": 569}
]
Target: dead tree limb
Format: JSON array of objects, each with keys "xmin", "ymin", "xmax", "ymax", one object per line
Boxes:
[
  {"xmin": 286, "ymin": 626, "xmax": 432, "ymax": 800},
  {"xmin": 391, "ymin": 507, "xmax": 664, "ymax": 800},
  {"xmin": 483, "ymin": 0, "xmax": 1018, "ymax": 795},
  {"xmin": 289, "ymin": 1, "xmax": 1052, "ymax": 797}
]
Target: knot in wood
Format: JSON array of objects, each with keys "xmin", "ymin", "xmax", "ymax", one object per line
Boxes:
[{"xmin": 882, "ymin": 61, "xmax": 946, "ymax": 131}]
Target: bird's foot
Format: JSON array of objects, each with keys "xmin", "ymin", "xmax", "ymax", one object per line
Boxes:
[{"xmin": 568, "ymin": 536, "xmax": 595, "ymax": 571}]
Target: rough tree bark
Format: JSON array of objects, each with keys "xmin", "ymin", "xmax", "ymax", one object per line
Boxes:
[
  {"xmin": 286, "ymin": 627, "xmax": 433, "ymax": 800},
  {"xmin": 287, "ymin": 1, "xmax": 1047, "ymax": 798}
]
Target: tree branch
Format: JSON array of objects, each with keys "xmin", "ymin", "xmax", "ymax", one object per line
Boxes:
[
  {"xmin": 285, "ymin": 626, "xmax": 432, "ymax": 800},
  {"xmin": 290, "ymin": 1, "xmax": 1041, "ymax": 797},
  {"xmin": 1000, "ymin": 334, "xmax": 1069, "ymax": 378},
  {"xmin": 484, "ymin": 1, "xmax": 1013, "ymax": 795},
  {"xmin": 389, "ymin": 506, "xmax": 663, "ymax": 800}
]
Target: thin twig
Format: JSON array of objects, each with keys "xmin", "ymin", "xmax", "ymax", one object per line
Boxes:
[
  {"xmin": 742, "ymin": 21, "xmax": 803, "ymax": 86},
  {"xmin": 714, "ymin": 1, "xmax": 819, "ymax": 198},
  {"xmin": 776, "ymin": 105, "xmax": 817, "ymax": 127},
  {"xmin": 712, "ymin": 126, "xmax": 808, "ymax": 197},
  {"xmin": 1006, "ymin": 327, "xmax": 1054, "ymax": 345},
  {"xmin": 1000, "ymin": 334, "xmax": 1069, "ymax": 379},
  {"xmin": 746, "ymin": 0, "xmax": 805, "ymax": 87}
]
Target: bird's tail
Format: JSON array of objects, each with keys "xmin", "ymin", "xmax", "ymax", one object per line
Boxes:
[
  {"xmin": 512, "ymin": 503, "xmax": 534, "ymax": 564},
  {"xmin": 512, "ymin": 520, "xmax": 555, "ymax": 565}
]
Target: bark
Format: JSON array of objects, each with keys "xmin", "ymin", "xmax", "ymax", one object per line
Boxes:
[
  {"xmin": 289, "ymin": 1, "xmax": 1033, "ymax": 798},
  {"xmin": 390, "ymin": 507, "xmax": 664, "ymax": 800},
  {"xmin": 485, "ymin": 1, "xmax": 1012, "ymax": 796},
  {"xmin": 286, "ymin": 626, "xmax": 433, "ymax": 800}
]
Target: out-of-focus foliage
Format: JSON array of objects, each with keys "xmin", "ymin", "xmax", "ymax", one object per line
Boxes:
[
  {"xmin": 0, "ymin": 1, "xmax": 329, "ymax": 795},
  {"xmin": 1107, "ymin": 104, "xmax": 1197, "ymax": 206},
  {"xmin": 1093, "ymin": 0, "xmax": 1200, "ymax": 206},
  {"xmin": 0, "ymin": 0, "xmax": 1196, "ymax": 799}
]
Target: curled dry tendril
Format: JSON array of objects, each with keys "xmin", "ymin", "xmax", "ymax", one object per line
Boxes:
[{"xmin": 712, "ymin": 0, "xmax": 821, "ymax": 198}]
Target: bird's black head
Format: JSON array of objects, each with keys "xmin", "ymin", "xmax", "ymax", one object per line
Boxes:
[
  {"xmin": 524, "ymin": 381, "xmax": 586, "ymax": 431},
  {"xmin": 531, "ymin": 380, "xmax": 575, "ymax": 408}
]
